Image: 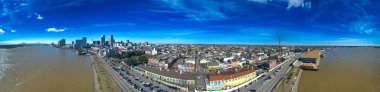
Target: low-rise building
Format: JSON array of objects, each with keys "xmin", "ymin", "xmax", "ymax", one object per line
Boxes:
[
  {"xmin": 136, "ymin": 65, "xmax": 196, "ymax": 86},
  {"xmin": 185, "ymin": 58, "xmax": 196, "ymax": 64},
  {"xmin": 207, "ymin": 69, "xmax": 257, "ymax": 90},
  {"xmin": 227, "ymin": 61, "xmax": 240, "ymax": 69},
  {"xmin": 183, "ymin": 63, "xmax": 195, "ymax": 72},
  {"xmin": 269, "ymin": 60, "xmax": 277, "ymax": 70},
  {"xmin": 200, "ymin": 59, "xmax": 210, "ymax": 64},
  {"xmin": 152, "ymin": 48, "xmax": 158, "ymax": 55},
  {"xmin": 262, "ymin": 60, "xmax": 277, "ymax": 70},
  {"xmin": 148, "ymin": 58, "xmax": 160, "ymax": 67},
  {"xmin": 208, "ymin": 62, "xmax": 221, "ymax": 70}
]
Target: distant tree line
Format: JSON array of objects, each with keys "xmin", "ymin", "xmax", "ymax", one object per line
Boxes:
[
  {"xmin": 111, "ymin": 50, "xmax": 149, "ymax": 66},
  {"xmin": 112, "ymin": 50, "xmax": 145, "ymax": 59},
  {"xmin": 125, "ymin": 55, "xmax": 149, "ymax": 66}
]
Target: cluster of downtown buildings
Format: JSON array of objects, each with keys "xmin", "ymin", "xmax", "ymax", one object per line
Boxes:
[{"xmin": 53, "ymin": 35, "xmax": 322, "ymax": 91}]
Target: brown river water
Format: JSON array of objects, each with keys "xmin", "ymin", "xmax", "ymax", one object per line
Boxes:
[
  {"xmin": 0, "ymin": 46, "xmax": 94, "ymax": 92},
  {"xmin": 299, "ymin": 47, "xmax": 380, "ymax": 92}
]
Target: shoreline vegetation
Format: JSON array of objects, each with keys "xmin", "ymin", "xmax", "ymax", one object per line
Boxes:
[
  {"xmin": 90, "ymin": 54, "xmax": 119, "ymax": 92},
  {"xmin": 274, "ymin": 67, "xmax": 303, "ymax": 92},
  {"xmin": 90, "ymin": 55, "xmax": 101, "ymax": 92}
]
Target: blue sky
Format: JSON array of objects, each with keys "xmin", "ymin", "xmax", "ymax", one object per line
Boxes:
[{"xmin": 0, "ymin": 0, "xmax": 379, "ymax": 46}]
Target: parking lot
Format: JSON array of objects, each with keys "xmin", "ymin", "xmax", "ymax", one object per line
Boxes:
[{"xmin": 107, "ymin": 60, "xmax": 182, "ymax": 92}]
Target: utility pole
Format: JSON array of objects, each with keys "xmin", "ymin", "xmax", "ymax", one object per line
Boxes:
[
  {"xmin": 278, "ymin": 35, "xmax": 282, "ymax": 54},
  {"xmin": 278, "ymin": 35, "xmax": 282, "ymax": 61}
]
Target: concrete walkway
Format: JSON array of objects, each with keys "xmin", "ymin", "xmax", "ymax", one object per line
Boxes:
[{"xmin": 291, "ymin": 69, "xmax": 303, "ymax": 92}]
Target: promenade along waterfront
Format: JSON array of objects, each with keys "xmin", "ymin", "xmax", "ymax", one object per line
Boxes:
[
  {"xmin": 0, "ymin": 46, "xmax": 94, "ymax": 92},
  {"xmin": 299, "ymin": 48, "xmax": 380, "ymax": 92}
]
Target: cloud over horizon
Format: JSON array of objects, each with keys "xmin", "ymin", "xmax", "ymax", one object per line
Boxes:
[
  {"xmin": 46, "ymin": 28, "xmax": 65, "ymax": 32},
  {"xmin": 0, "ymin": 29, "xmax": 5, "ymax": 34}
]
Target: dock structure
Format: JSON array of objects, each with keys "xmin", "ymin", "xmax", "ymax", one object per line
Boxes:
[{"xmin": 298, "ymin": 50, "xmax": 321, "ymax": 70}]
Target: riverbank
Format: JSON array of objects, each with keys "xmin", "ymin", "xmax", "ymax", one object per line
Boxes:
[
  {"xmin": 90, "ymin": 54, "xmax": 120, "ymax": 92},
  {"xmin": 292, "ymin": 69, "xmax": 303, "ymax": 92},
  {"xmin": 273, "ymin": 67, "xmax": 303, "ymax": 92},
  {"xmin": 90, "ymin": 55, "xmax": 101, "ymax": 92}
]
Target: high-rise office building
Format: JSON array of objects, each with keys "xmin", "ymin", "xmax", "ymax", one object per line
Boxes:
[
  {"xmin": 73, "ymin": 37, "xmax": 87, "ymax": 49},
  {"xmin": 124, "ymin": 39, "xmax": 129, "ymax": 46},
  {"xmin": 58, "ymin": 39, "xmax": 66, "ymax": 47},
  {"xmin": 82, "ymin": 37, "xmax": 87, "ymax": 45},
  {"xmin": 100, "ymin": 35, "xmax": 105, "ymax": 46},
  {"xmin": 108, "ymin": 35, "xmax": 114, "ymax": 46}
]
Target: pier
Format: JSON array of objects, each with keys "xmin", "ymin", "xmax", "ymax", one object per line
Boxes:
[{"xmin": 296, "ymin": 50, "xmax": 321, "ymax": 70}]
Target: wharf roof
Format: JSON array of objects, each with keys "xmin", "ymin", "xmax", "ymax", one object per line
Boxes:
[
  {"xmin": 138, "ymin": 65, "xmax": 196, "ymax": 80},
  {"xmin": 209, "ymin": 69, "xmax": 256, "ymax": 81},
  {"xmin": 302, "ymin": 50, "xmax": 321, "ymax": 59}
]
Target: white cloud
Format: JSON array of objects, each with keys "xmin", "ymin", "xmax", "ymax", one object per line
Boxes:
[
  {"xmin": 11, "ymin": 30, "xmax": 16, "ymax": 32},
  {"xmin": 37, "ymin": 15, "xmax": 44, "ymax": 20},
  {"xmin": 35, "ymin": 13, "xmax": 44, "ymax": 20},
  {"xmin": 91, "ymin": 22, "xmax": 135, "ymax": 27},
  {"xmin": 249, "ymin": 0, "xmax": 270, "ymax": 4},
  {"xmin": 345, "ymin": 14, "xmax": 378, "ymax": 35},
  {"xmin": 156, "ymin": 0, "xmax": 236, "ymax": 22},
  {"xmin": 287, "ymin": 0, "xmax": 305, "ymax": 9},
  {"xmin": 46, "ymin": 28, "xmax": 65, "ymax": 32},
  {"xmin": 81, "ymin": 22, "xmax": 135, "ymax": 29},
  {"xmin": 248, "ymin": 0, "xmax": 312, "ymax": 10},
  {"xmin": 0, "ymin": 29, "xmax": 5, "ymax": 34},
  {"xmin": 168, "ymin": 31, "xmax": 206, "ymax": 35},
  {"xmin": 329, "ymin": 38, "xmax": 377, "ymax": 46}
]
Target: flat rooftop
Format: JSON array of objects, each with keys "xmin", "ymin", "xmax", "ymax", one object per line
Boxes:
[
  {"xmin": 138, "ymin": 65, "xmax": 196, "ymax": 80},
  {"xmin": 209, "ymin": 69, "xmax": 256, "ymax": 81},
  {"xmin": 302, "ymin": 50, "xmax": 321, "ymax": 59}
]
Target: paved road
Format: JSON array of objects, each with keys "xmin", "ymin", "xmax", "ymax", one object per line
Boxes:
[
  {"xmin": 121, "ymin": 64, "xmax": 180, "ymax": 92},
  {"xmin": 195, "ymin": 55, "xmax": 207, "ymax": 91},
  {"xmin": 259, "ymin": 59, "xmax": 294, "ymax": 92},
  {"xmin": 238, "ymin": 55, "xmax": 299, "ymax": 92},
  {"xmin": 103, "ymin": 57, "xmax": 181, "ymax": 92}
]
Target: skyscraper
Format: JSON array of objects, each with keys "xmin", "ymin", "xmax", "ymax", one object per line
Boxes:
[
  {"xmin": 108, "ymin": 35, "xmax": 114, "ymax": 46},
  {"xmin": 126, "ymin": 39, "xmax": 130, "ymax": 45},
  {"xmin": 82, "ymin": 37, "xmax": 87, "ymax": 45},
  {"xmin": 58, "ymin": 39, "xmax": 66, "ymax": 47},
  {"xmin": 100, "ymin": 35, "xmax": 105, "ymax": 46}
]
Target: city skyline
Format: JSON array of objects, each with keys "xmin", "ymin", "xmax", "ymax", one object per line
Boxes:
[{"xmin": 1, "ymin": 0, "xmax": 380, "ymax": 46}]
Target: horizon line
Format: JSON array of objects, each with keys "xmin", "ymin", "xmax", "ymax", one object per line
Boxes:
[{"xmin": 1, "ymin": 42, "xmax": 379, "ymax": 47}]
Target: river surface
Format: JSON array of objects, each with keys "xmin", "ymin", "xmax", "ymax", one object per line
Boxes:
[
  {"xmin": 0, "ymin": 46, "xmax": 94, "ymax": 92},
  {"xmin": 299, "ymin": 48, "xmax": 380, "ymax": 92}
]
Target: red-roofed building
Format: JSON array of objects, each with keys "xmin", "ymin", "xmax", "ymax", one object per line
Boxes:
[{"xmin": 206, "ymin": 69, "xmax": 257, "ymax": 90}]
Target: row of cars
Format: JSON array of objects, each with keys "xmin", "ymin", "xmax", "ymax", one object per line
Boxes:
[
  {"xmin": 243, "ymin": 66, "xmax": 284, "ymax": 92},
  {"xmin": 155, "ymin": 81, "xmax": 181, "ymax": 91},
  {"xmin": 107, "ymin": 58, "xmax": 186, "ymax": 92},
  {"xmin": 110, "ymin": 62, "xmax": 170, "ymax": 92}
]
